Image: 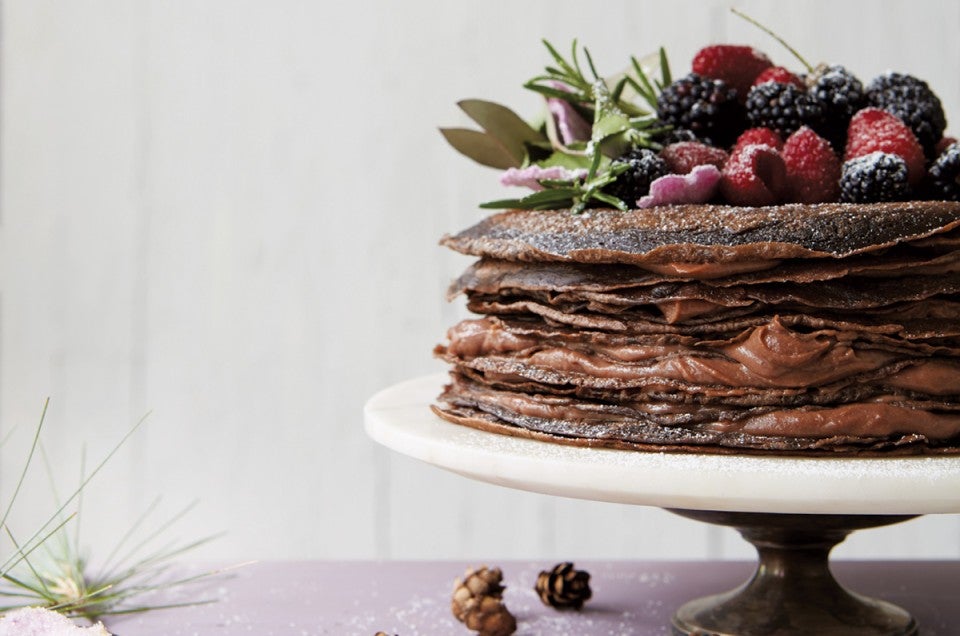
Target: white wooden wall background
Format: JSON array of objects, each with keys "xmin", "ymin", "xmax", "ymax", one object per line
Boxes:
[{"xmin": 0, "ymin": 0, "xmax": 959, "ymax": 565}]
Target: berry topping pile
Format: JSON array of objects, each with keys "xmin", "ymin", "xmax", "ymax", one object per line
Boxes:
[
  {"xmin": 651, "ymin": 44, "xmax": 952, "ymax": 207},
  {"xmin": 442, "ymin": 25, "xmax": 957, "ymax": 213}
]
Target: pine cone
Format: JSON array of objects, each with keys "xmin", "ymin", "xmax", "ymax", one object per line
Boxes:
[
  {"xmin": 451, "ymin": 566, "xmax": 505, "ymax": 621},
  {"xmin": 463, "ymin": 595, "xmax": 516, "ymax": 636},
  {"xmin": 451, "ymin": 566, "xmax": 516, "ymax": 635},
  {"xmin": 535, "ymin": 562, "xmax": 592, "ymax": 610}
]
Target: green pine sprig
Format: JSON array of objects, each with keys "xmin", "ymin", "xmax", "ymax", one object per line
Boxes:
[{"xmin": 481, "ymin": 160, "xmax": 630, "ymax": 214}]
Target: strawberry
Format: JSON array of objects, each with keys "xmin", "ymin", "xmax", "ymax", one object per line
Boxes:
[
  {"xmin": 753, "ymin": 66, "xmax": 805, "ymax": 90},
  {"xmin": 845, "ymin": 107, "xmax": 925, "ymax": 185},
  {"xmin": 782, "ymin": 126, "xmax": 841, "ymax": 203},
  {"xmin": 733, "ymin": 127, "xmax": 783, "ymax": 151},
  {"xmin": 660, "ymin": 142, "xmax": 728, "ymax": 175},
  {"xmin": 720, "ymin": 143, "xmax": 787, "ymax": 206},
  {"xmin": 692, "ymin": 45, "xmax": 772, "ymax": 101}
]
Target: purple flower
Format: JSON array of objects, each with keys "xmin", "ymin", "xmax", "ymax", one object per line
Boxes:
[
  {"xmin": 547, "ymin": 82, "xmax": 591, "ymax": 144},
  {"xmin": 637, "ymin": 164, "xmax": 722, "ymax": 208},
  {"xmin": 500, "ymin": 165, "xmax": 588, "ymax": 191}
]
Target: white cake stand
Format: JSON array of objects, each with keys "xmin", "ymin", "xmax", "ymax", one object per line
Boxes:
[{"xmin": 365, "ymin": 375, "xmax": 960, "ymax": 635}]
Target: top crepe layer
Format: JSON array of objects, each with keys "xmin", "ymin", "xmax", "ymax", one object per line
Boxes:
[{"xmin": 441, "ymin": 202, "xmax": 960, "ymax": 266}]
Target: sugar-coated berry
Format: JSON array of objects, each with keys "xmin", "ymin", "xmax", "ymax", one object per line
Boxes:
[
  {"xmin": 692, "ymin": 45, "xmax": 772, "ymax": 101},
  {"xmin": 652, "ymin": 125, "xmax": 699, "ymax": 146},
  {"xmin": 745, "ymin": 82, "xmax": 824, "ymax": 139},
  {"xmin": 720, "ymin": 143, "xmax": 787, "ymax": 206},
  {"xmin": 603, "ymin": 148, "xmax": 669, "ymax": 206},
  {"xmin": 867, "ymin": 72, "xmax": 946, "ymax": 157},
  {"xmin": 657, "ymin": 73, "xmax": 745, "ymax": 148},
  {"xmin": 660, "ymin": 142, "xmax": 728, "ymax": 175},
  {"xmin": 839, "ymin": 152, "xmax": 910, "ymax": 202},
  {"xmin": 809, "ymin": 65, "xmax": 865, "ymax": 150},
  {"xmin": 924, "ymin": 142, "xmax": 960, "ymax": 201},
  {"xmin": 935, "ymin": 137, "xmax": 958, "ymax": 156},
  {"xmin": 753, "ymin": 66, "xmax": 805, "ymax": 90},
  {"xmin": 845, "ymin": 107, "xmax": 925, "ymax": 186},
  {"xmin": 782, "ymin": 127, "xmax": 841, "ymax": 203},
  {"xmin": 733, "ymin": 127, "xmax": 783, "ymax": 151}
]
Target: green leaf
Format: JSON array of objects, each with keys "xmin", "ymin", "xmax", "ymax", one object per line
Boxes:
[
  {"xmin": 591, "ymin": 191, "xmax": 628, "ymax": 210},
  {"xmin": 481, "ymin": 187, "xmax": 579, "ymax": 210},
  {"xmin": 542, "ymin": 39, "xmax": 578, "ymax": 81},
  {"xmin": 593, "ymin": 115, "xmax": 632, "ymax": 158},
  {"xmin": 457, "ymin": 99, "xmax": 544, "ymax": 164},
  {"xmin": 630, "ymin": 57, "xmax": 660, "ymax": 111},
  {"xmin": 591, "ymin": 87, "xmax": 631, "ymax": 143},
  {"xmin": 439, "ymin": 128, "xmax": 521, "ymax": 169},
  {"xmin": 479, "ymin": 198, "xmax": 524, "ymax": 209},
  {"xmin": 583, "ymin": 46, "xmax": 600, "ymax": 81},
  {"xmin": 538, "ymin": 151, "xmax": 594, "ymax": 170},
  {"xmin": 658, "ymin": 46, "xmax": 672, "ymax": 87},
  {"xmin": 610, "ymin": 76, "xmax": 628, "ymax": 104},
  {"xmin": 519, "ymin": 188, "xmax": 581, "ymax": 205}
]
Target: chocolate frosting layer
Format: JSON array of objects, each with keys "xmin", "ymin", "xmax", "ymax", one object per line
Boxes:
[
  {"xmin": 437, "ymin": 317, "xmax": 960, "ymax": 401},
  {"xmin": 441, "ymin": 202, "xmax": 960, "ymax": 267}
]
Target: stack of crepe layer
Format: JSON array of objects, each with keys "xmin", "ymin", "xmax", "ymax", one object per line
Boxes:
[{"xmin": 434, "ymin": 202, "xmax": 960, "ymax": 454}]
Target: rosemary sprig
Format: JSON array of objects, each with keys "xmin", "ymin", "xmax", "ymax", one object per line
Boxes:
[
  {"xmin": 481, "ymin": 162, "xmax": 630, "ymax": 214},
  {"xmin": 627, "ymin": 47, "xmax": 672, "ymax": 111},
  {"xmin": 525, "ymin": 39, "xmax": 650, "ymax": 119}
]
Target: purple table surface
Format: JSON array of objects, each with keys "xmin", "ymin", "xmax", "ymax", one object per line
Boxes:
[{"xmin": 106, "ymin": 560, "xmax": 959, "ymax": 636}]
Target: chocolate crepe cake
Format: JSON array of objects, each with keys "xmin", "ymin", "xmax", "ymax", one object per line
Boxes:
[{"xmin": 434, "ymin": 36, "xmax": 960, "ymax": 454}]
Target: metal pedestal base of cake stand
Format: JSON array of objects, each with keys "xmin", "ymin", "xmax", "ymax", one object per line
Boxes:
[
  {"xmin": 365, "ymin": 376, "xmax": 960, "ymax": 635},
  {"xmin": 667, "ymin": 510, "xmax": 918, "ymax": 636}
]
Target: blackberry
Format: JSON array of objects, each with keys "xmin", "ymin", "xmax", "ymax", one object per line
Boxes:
[
  {"xmin": 652, "ymin": 124, "xmax": 698, "ymax": 146},
  {"xmin": 656, "ymin": 73, "xmax": 745, "ymax": 147},
  {"xmin": 924, "ymin": 142, "xmax": 960, "ymax": 201},
  {"xmin": 867, "ymin": 72, "xmax": 946, "ymax": 157},
  {"xmin": 839, "ymin": 152, "xmax": 910, "ymax": 203},
  {"xmin": 603, "ymin": 148, "xmax": 668, "ymax": 206},
  {"xmin": 810, "ymin": 65, "xmax": 865, "ymax": 149},
  {"xmin": 745, "ymin": 82, "xmax": 824, "ymax": 139}
]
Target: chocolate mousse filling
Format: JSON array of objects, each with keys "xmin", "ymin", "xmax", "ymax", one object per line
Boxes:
[{"xmin": 435, "ymin": 202, "xmax": 960, "ymax": 455}]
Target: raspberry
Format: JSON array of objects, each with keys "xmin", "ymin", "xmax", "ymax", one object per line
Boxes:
[
  {"xmin": 733, "ymin": 127, "xmax": 783, "ymax": 151},
  {"xmin": 745, "ymin": 82, "xmax": 824, "ymax": 138},
  {"xmin": 656, "ymin": 73, "xmax": 745, "ymax": 147},
  {"xmin": 839, "ymin": 152, "xmax": 910, "ymax": 203},
  {"xmin": 603, "ymin": 148, "xmax": 669, "ymax": 206},
  {"xmin": 782, "ymin": 126, "xmax": 841, "ymax": 203},
  {"xmin": 660, "ymin": 142, "xmax": 728, "ymax": 175},
  {"xmin": 753, "ymin": 66, "xmax": 805, "ymax": 90},
  {"xmin": 867, "ymin": 72, "xmax": 946, "ymax": 157},
  {"xmin": 845, "ymin": 107, "xmax": 925, "ymax": 185},
  {"xmin": 692, "ymin": 45, "xmax": 772, "ymax": 100},
  {"xmin": 809, "ymin": 65, "xmax": 865, "ymax": 149},
  {"xmin": 719, "ymin": 143, "xmax": 787, "ymax": 206},
  {"xmin": 924, "ymin": 142, "xmax": 960, "ymax": 201}
]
